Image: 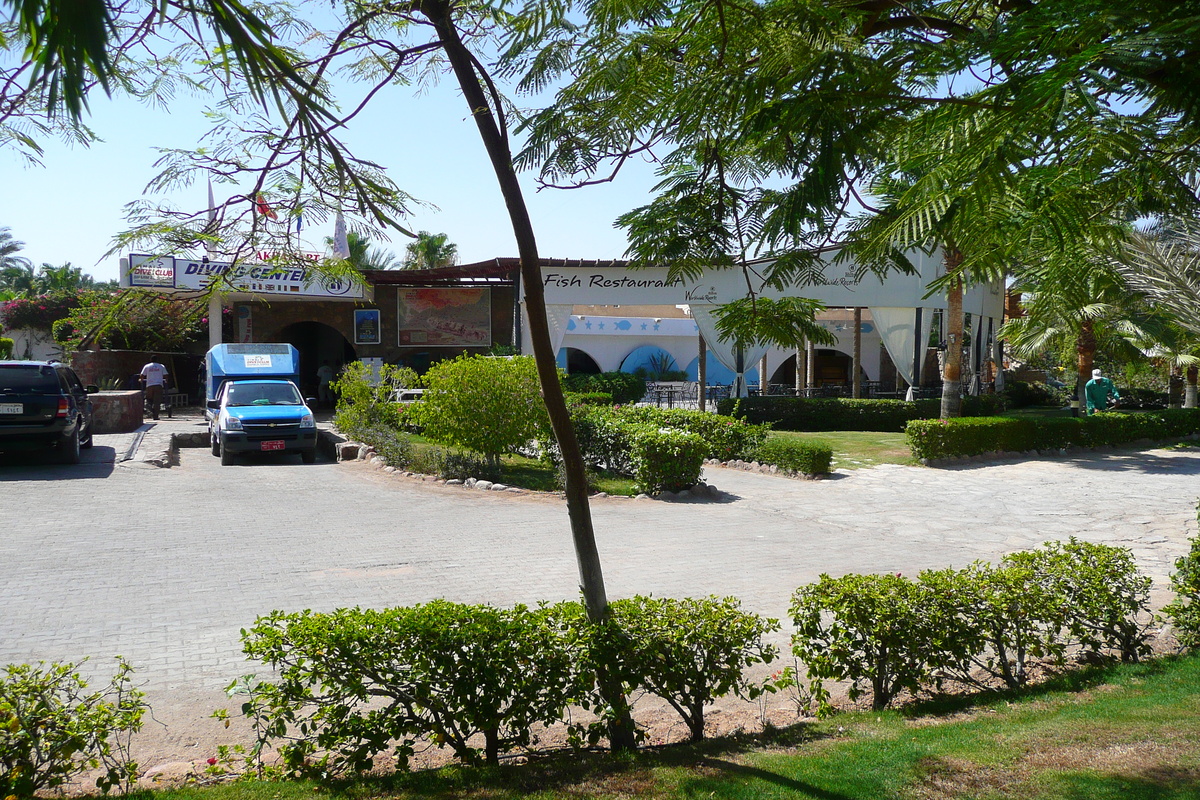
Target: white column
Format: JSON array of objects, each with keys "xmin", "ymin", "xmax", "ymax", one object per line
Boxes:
[{"xmin": 208, "ymin": 294, "xmax": 223, "ymax": 349}]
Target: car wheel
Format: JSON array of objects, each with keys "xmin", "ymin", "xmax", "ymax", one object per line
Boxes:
[
  {"xmin": 301, "ymin": 447, "xmax": 316, "ymax": 464},
  {"xmin": 211, "ymin": 431, "xmax": 220, "ymax": 457},
  {"xmin": 219, "ymin": 436, "xmax": 235, "ymax": 466},
  {"xmin": 80, "ymin": 421, "xmax": 94, "ymax": 449},
  {"xmin": 58, "ymin": 426, "xmax": 82, "ymax": 465}
]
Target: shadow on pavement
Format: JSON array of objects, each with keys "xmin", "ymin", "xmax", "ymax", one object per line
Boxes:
[{"xmin": 0, "ymin": 445, "xmax": 117, "ymax": 479}]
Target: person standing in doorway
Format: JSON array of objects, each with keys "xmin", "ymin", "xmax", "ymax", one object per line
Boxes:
[
  {"xmin": 1084, "ymin": 368, "xmax": 1120, "ymax": 415},
  {"xmin": 140, "ymin": 355, "xmax": 170, "ymax": 420},
  {"xmin": 317, "ymin": 360, "xmax": 335, "ymax": 408}
]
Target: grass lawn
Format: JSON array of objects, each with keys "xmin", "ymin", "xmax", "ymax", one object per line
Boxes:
[
  {"xmin": 769, "ymin": 430, "xmax": 917, "ymax": 470},
  {"xmin": 406, "ymin": 436, "xmax": 638, "ymax": 496},
  {"xmin": 148, "ymin": 653, "xmax": 1200, "ymax": 800}
]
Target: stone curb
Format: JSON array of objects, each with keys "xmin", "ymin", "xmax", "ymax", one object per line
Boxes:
[{"xmin": 333, "ymin": 436, "xmax": 725, "ymax": 501}]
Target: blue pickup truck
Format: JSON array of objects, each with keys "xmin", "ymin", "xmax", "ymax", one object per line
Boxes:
[{"xmin": 207, "ymin": 378, "xmax": 317, "ymax": 465}]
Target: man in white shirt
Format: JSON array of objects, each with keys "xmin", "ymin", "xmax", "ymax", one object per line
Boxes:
[{"xmin": 140, "ymin": 355, "xmax": 170, "ymax": 420}]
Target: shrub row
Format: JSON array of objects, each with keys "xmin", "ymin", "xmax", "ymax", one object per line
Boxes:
[
  {"xmin": 1164, "ymin": 505, "xmax": 1200, "ymax": 650},
  {"xmin": 790, "ymin": 538, "xmax": 1152, "ymax": 714},
  {"xmin": 562, "ymin": 371, "xmax": 647, "ymax": 405},
  {"xmin": 237, "ymin": 597, "xmax": 777, "ymax": 773},
  {"xmin": 719, "ymin": 395, "xmax": 1004, "ymax": 432},
  {"xmin": 906, "ymin": 409, "xmax": 1200, "ymax": 461},
  {"xmin": 750, "ymin": 437, "xmax": 834, "ymax": 475}
]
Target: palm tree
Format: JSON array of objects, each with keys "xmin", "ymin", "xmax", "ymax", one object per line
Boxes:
[
  {"xmin": 0, "ymin": 229, "xmax": 34, "ymax": 295},
  {"xmin": 403, "ymin": 231, "xmax": 458, "ymax": 269},
  {"xmin": 324, "ymin": 231, "xmax": 399, "ymax": 270}
]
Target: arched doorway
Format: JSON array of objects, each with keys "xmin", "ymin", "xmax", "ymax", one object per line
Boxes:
[
  {"xmin": 813, "ymin": 348, "xmax": 852, "ymax": 385},
  {"xmin": 561, "ymin": 347, "xmax": 602, "ymax": 375},
  {"xmin": 278, "ymin": 321, "xmax": 356, "ymax": 398}
]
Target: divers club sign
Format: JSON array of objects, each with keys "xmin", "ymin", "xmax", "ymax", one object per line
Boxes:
[{"xmin": 124, "ymin": 254, "xmax": 365, "ymax": 299}]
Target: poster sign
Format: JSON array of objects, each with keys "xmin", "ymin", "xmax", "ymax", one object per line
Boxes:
[
  {"xmin": 243, "ymin": 355, "xmax": 273, "ymax": 368},
  {"xmin": 354, "ymin": 309, "xmax": 381, "ymax": 345},
  {"xmin": 397, "ymin": 288, "xmax": 491, "ymax": 347}
]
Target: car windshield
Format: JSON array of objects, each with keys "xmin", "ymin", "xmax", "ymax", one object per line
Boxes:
[
  {"xmin": 0, "ymin": 365, "xmax": 59, "ymax": 393},
  {"xmin": 226, "ymin": 384, "xmax": 303, "ymax": 406}
]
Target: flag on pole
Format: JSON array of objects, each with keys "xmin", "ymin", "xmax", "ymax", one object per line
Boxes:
[
  {"xmin": 206, "ymin": 179, "xmax": 218, "ymax": 259},
  {"xmin": 333, "ymin": 211, "xmax": 351, "ymax": 259},
  {"xmin": 256, "ymin": 194, "xmax": 278, "ymax": 220},
  {"xmin": 295, "ymin": 206, "xmax": 303, "ymax": 233}
]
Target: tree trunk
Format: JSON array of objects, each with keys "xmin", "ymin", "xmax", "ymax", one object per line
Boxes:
[
  {"xmin": 795, "ymin": 345, "xmax": 805, "ymax": 394},
  {"xmin": 1074, "ymin": 318, "xmax": 1096, "ymax": 416},
  {"xmin": 940, "ymin": 250, "xmax": 964, "ymax": 419},
  {"xmin": 1186, "ymin": 365, "xmax": 1198, "ymax": 409},
  {"xmin": 421, "ymin": 0, "xmax": 636, "ymax": 751},
  {"xmin": 852, "ymin": 307, "xmax": 862, "ymax": 398}
]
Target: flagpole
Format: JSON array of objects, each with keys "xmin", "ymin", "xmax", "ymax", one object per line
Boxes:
[{"xmin": 207, "ymin": 179, "xmax": 223, "ymax": 350}]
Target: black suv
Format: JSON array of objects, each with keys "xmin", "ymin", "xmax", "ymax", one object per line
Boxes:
[{"xmin": 0, "ymin": 361, "xmax": 97, "ymax": 464}]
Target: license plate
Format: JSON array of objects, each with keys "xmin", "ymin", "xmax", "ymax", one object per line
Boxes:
[
  {"xmin": 0, "ymin": 403, "xmax": 22, "ymax": 414},
  {"xmin": 261, "ymin": 440, "xmax": 285, "ymax": 451}
]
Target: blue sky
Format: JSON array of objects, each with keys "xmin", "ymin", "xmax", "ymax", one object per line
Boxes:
[{"xmin": 0, "ymin": 71, "xmax": 661, "ymax": 284}]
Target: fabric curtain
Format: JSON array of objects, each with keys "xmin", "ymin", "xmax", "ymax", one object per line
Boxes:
[
  {"xmin": 544, "ymin": 304, "xmax": 575, "ymax": 356},
  {"xmin": 690, "ymin": 306, "xmax": 767, "ymax": 397},
  {"xmin": 869, "ymin": 307, "xmax": 934, "ymax": 391}
]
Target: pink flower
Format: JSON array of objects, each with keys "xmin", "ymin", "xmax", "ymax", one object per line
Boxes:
[
  {"xmin": 201, "ymin": 318, "xmax": 208, "ymax": 324},
  {"xmin": 207, "ymin": 757, "xmax": 218, "ymax": 766}
]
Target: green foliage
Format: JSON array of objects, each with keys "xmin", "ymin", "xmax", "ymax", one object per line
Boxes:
[
  {"xmin": 562, "ymin": 391, "xmax": 613, "ymax": 407},
  {"xmin": 1009, "ymin": 538, "xmax": 1152, "ymax": 663},
  {"xmin": 791, "ymin": 573, "xmax": 938, "ymax": 713},
  {"xmin": 0, "ymin": 659, "xmax": 147, "ymax": 798},
  {"xmin": 750, "ymin": 437, "xmax": 834, "ymax": 475},
  {"xmin": 619, "ymin": 406, "xmax": 769, "ymax": 461},
  {"xmin": 629, "ymin": 427, "xmax": 707, "ymax": 494},
  {"xmin": 720, "ymin": 396, "xmax": 1004, "ymax": 432},
  {"xmin": 348, "ymin": 425, "xmax": 412, "ymax": 468},
  {"xmin": 605, "ymin": 596, "xmax": 779, "ymax": 742},
  {"xmin": 0, "ymin": 337, "xmax": 12, "ymax": 358},
  {"xmin": 409, "ymin": 355, "xmax": 550, "ymax": 465},
  {"xmin": 792, "ymin": 540, "xmax": 1153, "ymax": 711},
  {"xmin": 240, "ymin": 602, "xmax": 581, "ymax": 770},
  {"xmin": 1003, "ymin": 379, "xmax": 1069, "ymax": 409},
  {"xmin": 567, "ymin": 405, "xmax": 636, "ymax": 474},
  {"xmin": 1164, "ymin": 506, "xmax": 1200, "ymax": 650},
  {"xmin": 561, "ymin": 371, "xmax": 646, "ymax": 405},
  {"xmin": 331, "ymin": 361, "xmax": 405, "ymax": 434},
  {"xmin": 906, "ymin": 410, "xmax": 1200, "ymax": 461},
  {"xmin": 51, "ymin": 290, "xmax": 233, "ymax": 352},
  {"xmin": 0, "ymin": 292, "xmax": 82, "ymax": 331}
]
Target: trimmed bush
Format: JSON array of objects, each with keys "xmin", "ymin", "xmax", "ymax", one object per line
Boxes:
[
  {"xmin": 563, "ymin": 391, "xmax": 613, "ymax": 407},
  {"xmin": 240, "ymin": 603, "xmax": 581, "ymax": 770},
  {"xmin": 791, "ymin": 573, "xmax": 940, "ymax": 713},
  {"xmin": 906, "ymin": 409, "xmax": 1200, "ymax": 461},
  {"xmin": 606, "ymin": 596, "xmax": 778, "ymax": 742},
  {"xmin": 1164, "ymin": 506, "xmax": 1200, "ymax": 650},
  {"xmin": 629, "ymin": 426, "xmax": 707, "ymax": 494},
  {"xmin": 562, "ymin": 371, "xmax": 646, "ymax": 405},
  {"xmin": 751, "ymin": 437, "xmax": 834, "ymax": 475},
  {"xmin": 0, "ymin": 337, "xmax": 12, "ymax": 359},
  {"xmin": 1003, "ymin": 379, "xmax": 1068, "ymax": 409},
  {"xmin": 619, "ymin": 406, "xmax": 769, "ymax": 461},
  {"xmin": 1, "ymin": 659, "xmax": 147, "ymax": 798},
  {"xmin": 720, "ymin": 395, "xmax": 1004, "ymax": 432}
]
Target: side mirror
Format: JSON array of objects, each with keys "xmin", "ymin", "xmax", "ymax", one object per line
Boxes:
[
  {"xmin": 305, "ymin": 397, "xmax": 318, "ymax": 406},
  {"xmin": 85, "ymin": 385, "xmax": 99, "ymax": 393},
  {"xmin": 206, "ymin": 399, "xmax": 220, "ymax": 410}
]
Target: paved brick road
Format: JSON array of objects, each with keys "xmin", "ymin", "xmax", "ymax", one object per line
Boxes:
[{"xmin": 2, "ymin": 415, "xmax": 1198, "ymax": 766}]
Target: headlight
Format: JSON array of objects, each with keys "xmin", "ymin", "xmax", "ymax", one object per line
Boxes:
[
  {"xmin": 223, "ymin": 415, "xmax": 243, "ymax": 431},
  {"xmin": 299, "ymin": 413, "xmax": 315, "ymax": 428}
]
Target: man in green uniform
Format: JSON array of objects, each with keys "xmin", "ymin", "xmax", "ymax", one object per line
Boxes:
[{"xmin": 1084, "ymin": 368, "xmax": 1120, "ymax": 415}]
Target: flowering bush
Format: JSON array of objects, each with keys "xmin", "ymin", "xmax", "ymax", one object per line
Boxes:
[
  {"xmin": 53, "ymin": 291, "xmax": 225, "ymax": 352},
  {"xmin": 0, "ymin": 292, "xmax": 84, "ymax": 331}
]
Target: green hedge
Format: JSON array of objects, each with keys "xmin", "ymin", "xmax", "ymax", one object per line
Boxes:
[
  {"xmin": 0, "ymin": 337, "xmax": 13, "ymax": 359},
  {"xmin": 629, "ymin": 426, "xmax": 708, "ymax": 494},
  {"xmin": 751, "ymin": 437, "xmax": 834, "ymax": 475},
  {"xmin": 618, "ymin": 406, "xmax": 770, "ymax": 461},
  {"xmin": 562, "ymin": 371, "xmax": 646, "ymax": 405},
  {"xmin": 719, "ymin": 395, "xmax": 1004, "ymax": 432},
  {"xmin": 906, "ymin": 409, "xmax": 1200, "ymax": 461}
]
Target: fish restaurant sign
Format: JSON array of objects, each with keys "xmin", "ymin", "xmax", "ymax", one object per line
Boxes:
[{"xmin": 122, "ymin": 254, "xmax": 365, "ymax": 299}]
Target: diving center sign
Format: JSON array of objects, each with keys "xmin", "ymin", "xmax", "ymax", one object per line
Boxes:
[{"xmin": 122, "ymin": 254, "xmax": 366, "ymax": 300}]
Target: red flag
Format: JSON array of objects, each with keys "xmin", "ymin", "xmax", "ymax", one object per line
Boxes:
[{"xmin": 256, "ymin": 195, "xmax": 278, "ymax": 220}]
